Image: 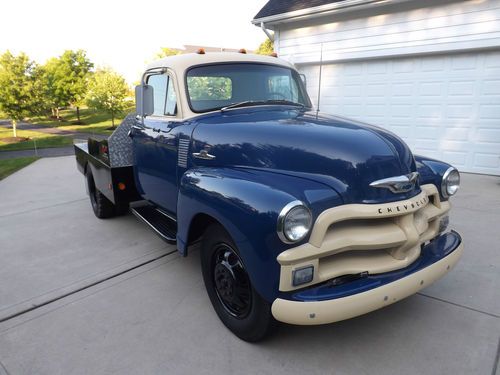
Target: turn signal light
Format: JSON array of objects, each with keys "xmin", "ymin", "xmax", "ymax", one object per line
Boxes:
[{"xmin": 117, "ymin": 182, "xmax": 126, "ymax": 191}]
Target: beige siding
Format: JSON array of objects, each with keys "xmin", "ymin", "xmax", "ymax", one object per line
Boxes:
[{"xmin": 277, "ymin": 0, "xmax": 500, "ymax": 64}]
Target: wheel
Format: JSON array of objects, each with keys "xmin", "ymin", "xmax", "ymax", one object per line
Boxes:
[
  {"xmin": 86, "ymin": 168, "xmax": 116, "ymax": 219},
  {"xmin": 200, "ymin": 223, "xmax": 274, "ymax": 342}
]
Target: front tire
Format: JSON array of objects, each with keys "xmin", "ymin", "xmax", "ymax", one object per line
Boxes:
[{"xmin": 200, "ymin": 223, "xmax": 274, "ymax": 342}]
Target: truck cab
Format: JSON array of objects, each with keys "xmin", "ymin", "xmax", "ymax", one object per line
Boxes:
[{"xmin": 75, "ymin": 51, "xmax": 463, "ymax": 342}]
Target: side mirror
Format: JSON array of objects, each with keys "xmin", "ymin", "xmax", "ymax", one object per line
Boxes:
[
  {"xmin": 135, "ymin": 84, "xmax": 154, "ymax": 117},
  {"xmin": 299, "ymin": 73, "xmax": 307, "ymax": 86}
]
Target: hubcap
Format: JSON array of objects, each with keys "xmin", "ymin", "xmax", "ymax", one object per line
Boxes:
[{"xmin": 212, "ymin": 244, "xmax": 252, "ymax": 319}]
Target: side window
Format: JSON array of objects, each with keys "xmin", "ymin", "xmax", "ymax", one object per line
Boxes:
[
  {"xmin": 268, "ymin": 75, "xmax": 299, "ymax": 102},
  {"xmin": 165, "ymin": 76, "xmax": 177, "ymax": 115},
  {"xmin": 147, "ymin": 73, "xmax": 177, "ymax": 116}
]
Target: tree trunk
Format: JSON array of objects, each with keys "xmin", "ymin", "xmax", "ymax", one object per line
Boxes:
[
  {"xmin": 12, "ymin": 119, "xmax": 17, "ymax": 138},
  {"xmin": 76, "ymin": 106, "xmax": 80, "ymax": 122},
  {"xmin": 56, "ymin": 107, "xmax": 60, "ymax": 120},
  {"xmin": 111, "ymin": 109, "xmax": 115, "ymax": 128},
  {"xmin": 51, "ymin": 108, "xmax": 55, "ymax": 118}
]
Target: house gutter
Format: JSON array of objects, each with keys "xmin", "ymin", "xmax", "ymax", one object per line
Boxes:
[
  {"xmin": 252, "ymin": 0, "xmax": 413, "ymax": 28},
  {"xmin": 260, "ymin": 22, "xmax": 274, "ymax": 42}
]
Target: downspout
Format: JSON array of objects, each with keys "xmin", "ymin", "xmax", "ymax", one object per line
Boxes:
[{"xmin": 260, "ymin": 22, "xmax": 274, "ymax": 42}]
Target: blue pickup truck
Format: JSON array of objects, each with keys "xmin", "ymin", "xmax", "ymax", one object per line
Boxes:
[{"xmin": 75, "ymin": 51, "xmax": 463, "ymax": 341}]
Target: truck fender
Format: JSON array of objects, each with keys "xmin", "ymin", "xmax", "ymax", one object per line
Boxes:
[
  {"xmin": 415, "ymin": 155, "xmax": 454, "ymax": 200},
  {"xmin": 176, "ymin": 167, "xmax": 341, "ymax": 302}
]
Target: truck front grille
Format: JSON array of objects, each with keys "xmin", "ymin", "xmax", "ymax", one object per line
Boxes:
[{"xmin": 277, "ymin": 184, "xmax": 450, "ymax": 292}]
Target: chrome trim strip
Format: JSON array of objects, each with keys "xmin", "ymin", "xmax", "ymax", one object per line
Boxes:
[{"xmin": 369, "ymin": 172, "xmax": 419, "ymax": 193}]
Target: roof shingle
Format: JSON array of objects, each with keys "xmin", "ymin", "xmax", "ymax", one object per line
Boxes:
[{"xmin": 254, "ymin": 0, "xmax": 344, "ymax": 20}]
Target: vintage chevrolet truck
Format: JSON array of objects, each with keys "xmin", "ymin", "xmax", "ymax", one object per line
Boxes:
[{"xmin": 75, "ymin": 51, "xmax": 463, "ymax": 341}]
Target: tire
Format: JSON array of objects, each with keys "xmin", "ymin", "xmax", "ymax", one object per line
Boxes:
[
  {"xmin": 200, "ymin": 223, "xmax": 275, "ymax": 342},
  {"xmin": 86, "ymin": 168, "xmax": 116, "ymax": 219}
]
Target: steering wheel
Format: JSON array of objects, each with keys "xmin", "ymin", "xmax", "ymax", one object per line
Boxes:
[{"xmin": 267, "ymin": 92, "xmax": 288, "ymax": 100}]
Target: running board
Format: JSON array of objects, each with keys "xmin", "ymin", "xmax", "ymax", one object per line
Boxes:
[{"xmin": 131, "ymin": 205, "xmax": 177, "ymax": 243}]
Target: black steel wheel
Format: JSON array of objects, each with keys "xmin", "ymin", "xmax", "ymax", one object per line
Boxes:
[
  {"xmin": 201, "ymin": 223, "xmax": 274, "ymax": 342},
  {"xmin": 212, "ymin": 243, "xmax": 252, "ymax": 319},
  {"xmin": 85, "ymin": 168, "xmax": 115, "ymax": 219}
]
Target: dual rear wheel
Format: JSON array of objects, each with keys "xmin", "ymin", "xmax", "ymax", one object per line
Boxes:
[{"xmin": 86, "ymin": 168, "xmax": 128, "ymax": 218}]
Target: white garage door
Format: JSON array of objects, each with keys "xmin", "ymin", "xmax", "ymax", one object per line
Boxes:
[{"xmin": 300, "ymin": 51, "xmax": 500, "ymax": 175}]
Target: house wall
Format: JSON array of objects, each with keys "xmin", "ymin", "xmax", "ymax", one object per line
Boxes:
[{"xmin": 276, "ymin": 0, "xmax": 500, "ymax": 64}]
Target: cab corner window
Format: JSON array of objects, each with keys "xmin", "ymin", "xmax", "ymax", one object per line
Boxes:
[{"xmin": 147, "ymin": 73, "xmax": 177, "ymax": 116}]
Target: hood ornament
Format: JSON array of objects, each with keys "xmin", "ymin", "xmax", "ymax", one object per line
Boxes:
[{"xmin": 370, "ymin": 172, "xmax": 419, "ymax": 193}]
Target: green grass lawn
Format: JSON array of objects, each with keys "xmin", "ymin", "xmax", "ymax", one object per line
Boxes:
[
  {"xmin": 0, "ymin": 127, "xmax": 72, "ymax": 152},
  {"xmin": 30, "ymin": 106, "xmax": 134, "ymax": 135},
  {"xmin": 0, "ymin": 156, "xmax": 40, "ymax": 180}
]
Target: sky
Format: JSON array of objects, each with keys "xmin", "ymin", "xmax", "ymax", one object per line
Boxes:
[{"xmin": 1, "ymin": 0, "xmax": 269, "ymax": 83}]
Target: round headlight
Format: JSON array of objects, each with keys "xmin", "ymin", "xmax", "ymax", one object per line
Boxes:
[
  {"xmin": 441, "ymin": 167, "xmax": 460, "ymax": 198},
  {"xmin": 277, "ymin": 201, "xmax": 312, "ymax": 243}
]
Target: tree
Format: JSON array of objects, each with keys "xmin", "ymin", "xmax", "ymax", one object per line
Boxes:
[
  {"xmin": 86, "ymin": 68, "xmax": 129, "ymax": 128},
  {"xmin": 255, "ymin": 39, "xmax": 274, "ymax": 55},
  {"xmin": 0, "ymin": 51, "xmax": 43, "ymax": 137},
  {"xmin": 43, "ymin": 50, "xmax": 93, "ymax": 122},
  {"xmin": 154, "ymin": 47, "xmax": 182, "ymax": 59}
]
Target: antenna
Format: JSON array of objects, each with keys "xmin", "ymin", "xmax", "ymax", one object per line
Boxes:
[{"xmin": 316, "ymin": 43, "xmax": 323, "ymax": 115}]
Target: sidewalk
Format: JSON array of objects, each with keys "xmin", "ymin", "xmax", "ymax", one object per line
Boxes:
[
  {"xmin": 0, "ymin": 119, "xmax": 107, "ymax": 160},
  {"xmin": 0, "ymin": 146, "xmax": 75, "ymax": 159}
]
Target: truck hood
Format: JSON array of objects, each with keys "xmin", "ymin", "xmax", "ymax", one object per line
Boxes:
[{"xmin": 191, "ymin": 107, "xmax": 418, "ymax": 203}]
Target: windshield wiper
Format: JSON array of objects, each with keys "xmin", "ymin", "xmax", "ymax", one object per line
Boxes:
[{"xmin": 221, "ymin": 100, "xmax": 306, "ymax": 112}]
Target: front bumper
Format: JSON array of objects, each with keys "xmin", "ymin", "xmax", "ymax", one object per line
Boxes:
[{"xmin": 271, "ymin": 231, "xmax": 463, "ymax": 325}]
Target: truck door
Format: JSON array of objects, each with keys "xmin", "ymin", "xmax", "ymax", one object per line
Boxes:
[{"xmin": 132, "ymin": 70, "xmax": 179, "ymax": 215}]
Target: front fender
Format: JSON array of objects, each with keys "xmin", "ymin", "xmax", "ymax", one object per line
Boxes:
[
  {"xmin": 415, "ymin": 155, "xmax": 455, "ymax": 200},
  {"xmin": 177, "ymin": 167, "xmax": 341, "ymax": 302}
]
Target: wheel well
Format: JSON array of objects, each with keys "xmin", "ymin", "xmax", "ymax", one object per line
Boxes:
[{"xmin": 187, "ymin": 213, "xmax": 220, "ymax": 246}]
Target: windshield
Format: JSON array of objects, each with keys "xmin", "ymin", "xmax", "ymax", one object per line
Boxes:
[{"xmin": 186, "ymin": 63, "xmax": 312, "ymax": 113}]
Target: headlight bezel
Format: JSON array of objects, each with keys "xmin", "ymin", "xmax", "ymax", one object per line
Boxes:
[
  {"xmin": 441, "ymin": 167, "xmax": 460, "ymax": 198},
  {"xmin": 277, "ymin": 200, "xmax": 312, "ymax": 244}
]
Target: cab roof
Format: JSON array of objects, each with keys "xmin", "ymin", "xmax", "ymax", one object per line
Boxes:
[{"xmin": 146, "ymin": 52, "xmax": 295, "ymax": 73}]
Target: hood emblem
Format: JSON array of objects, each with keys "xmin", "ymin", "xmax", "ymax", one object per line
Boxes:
[{"xmin": 369, "ymin": 172, "xmax": 419, "ymax": 193}]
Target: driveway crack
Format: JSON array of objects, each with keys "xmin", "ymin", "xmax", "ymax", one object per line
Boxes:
[
  {"xmin": 492, "ymin": 336, "xmax": 500, "ymax": 375},
  {"xmin": 0, "ymin": 359, "xmax": 10, "ymax": 375},
  {"xmin": 417, "ymin": 292, "xmax": 500, "ymax": 319}
]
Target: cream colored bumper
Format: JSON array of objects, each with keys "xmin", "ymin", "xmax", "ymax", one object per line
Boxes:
[{"xmin": 271, "ymin": 241, "xmax": 463, "ymax": 325}]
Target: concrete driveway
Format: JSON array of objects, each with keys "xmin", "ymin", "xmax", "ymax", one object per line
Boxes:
[{"xmin": 0, "ymin": 156, "xmax": 498, "ymax": 375}]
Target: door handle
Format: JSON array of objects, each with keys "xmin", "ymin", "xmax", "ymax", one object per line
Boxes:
[
  {"xmin": 192, "ymin": 149, "xmax": 216, "ymax": 160},
  {"xmin": 128, "ymin": 125, "xmax": 144, "ymax": 138}
]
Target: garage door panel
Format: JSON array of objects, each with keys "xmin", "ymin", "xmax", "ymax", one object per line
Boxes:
[
  {"xmin": 474, "ymin": 153, "xmax": 500, "ymax": 170},
  {"xmin": 479, "ymin": 104, "xmax": 500, "ymax": 119},
  {"xmin": 304, "ymin": 51, "xmax": 500, "ymax": 175},
  {"xmin": 442, "ymin": 151, "xmax": 468, "ymax": 166}
]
